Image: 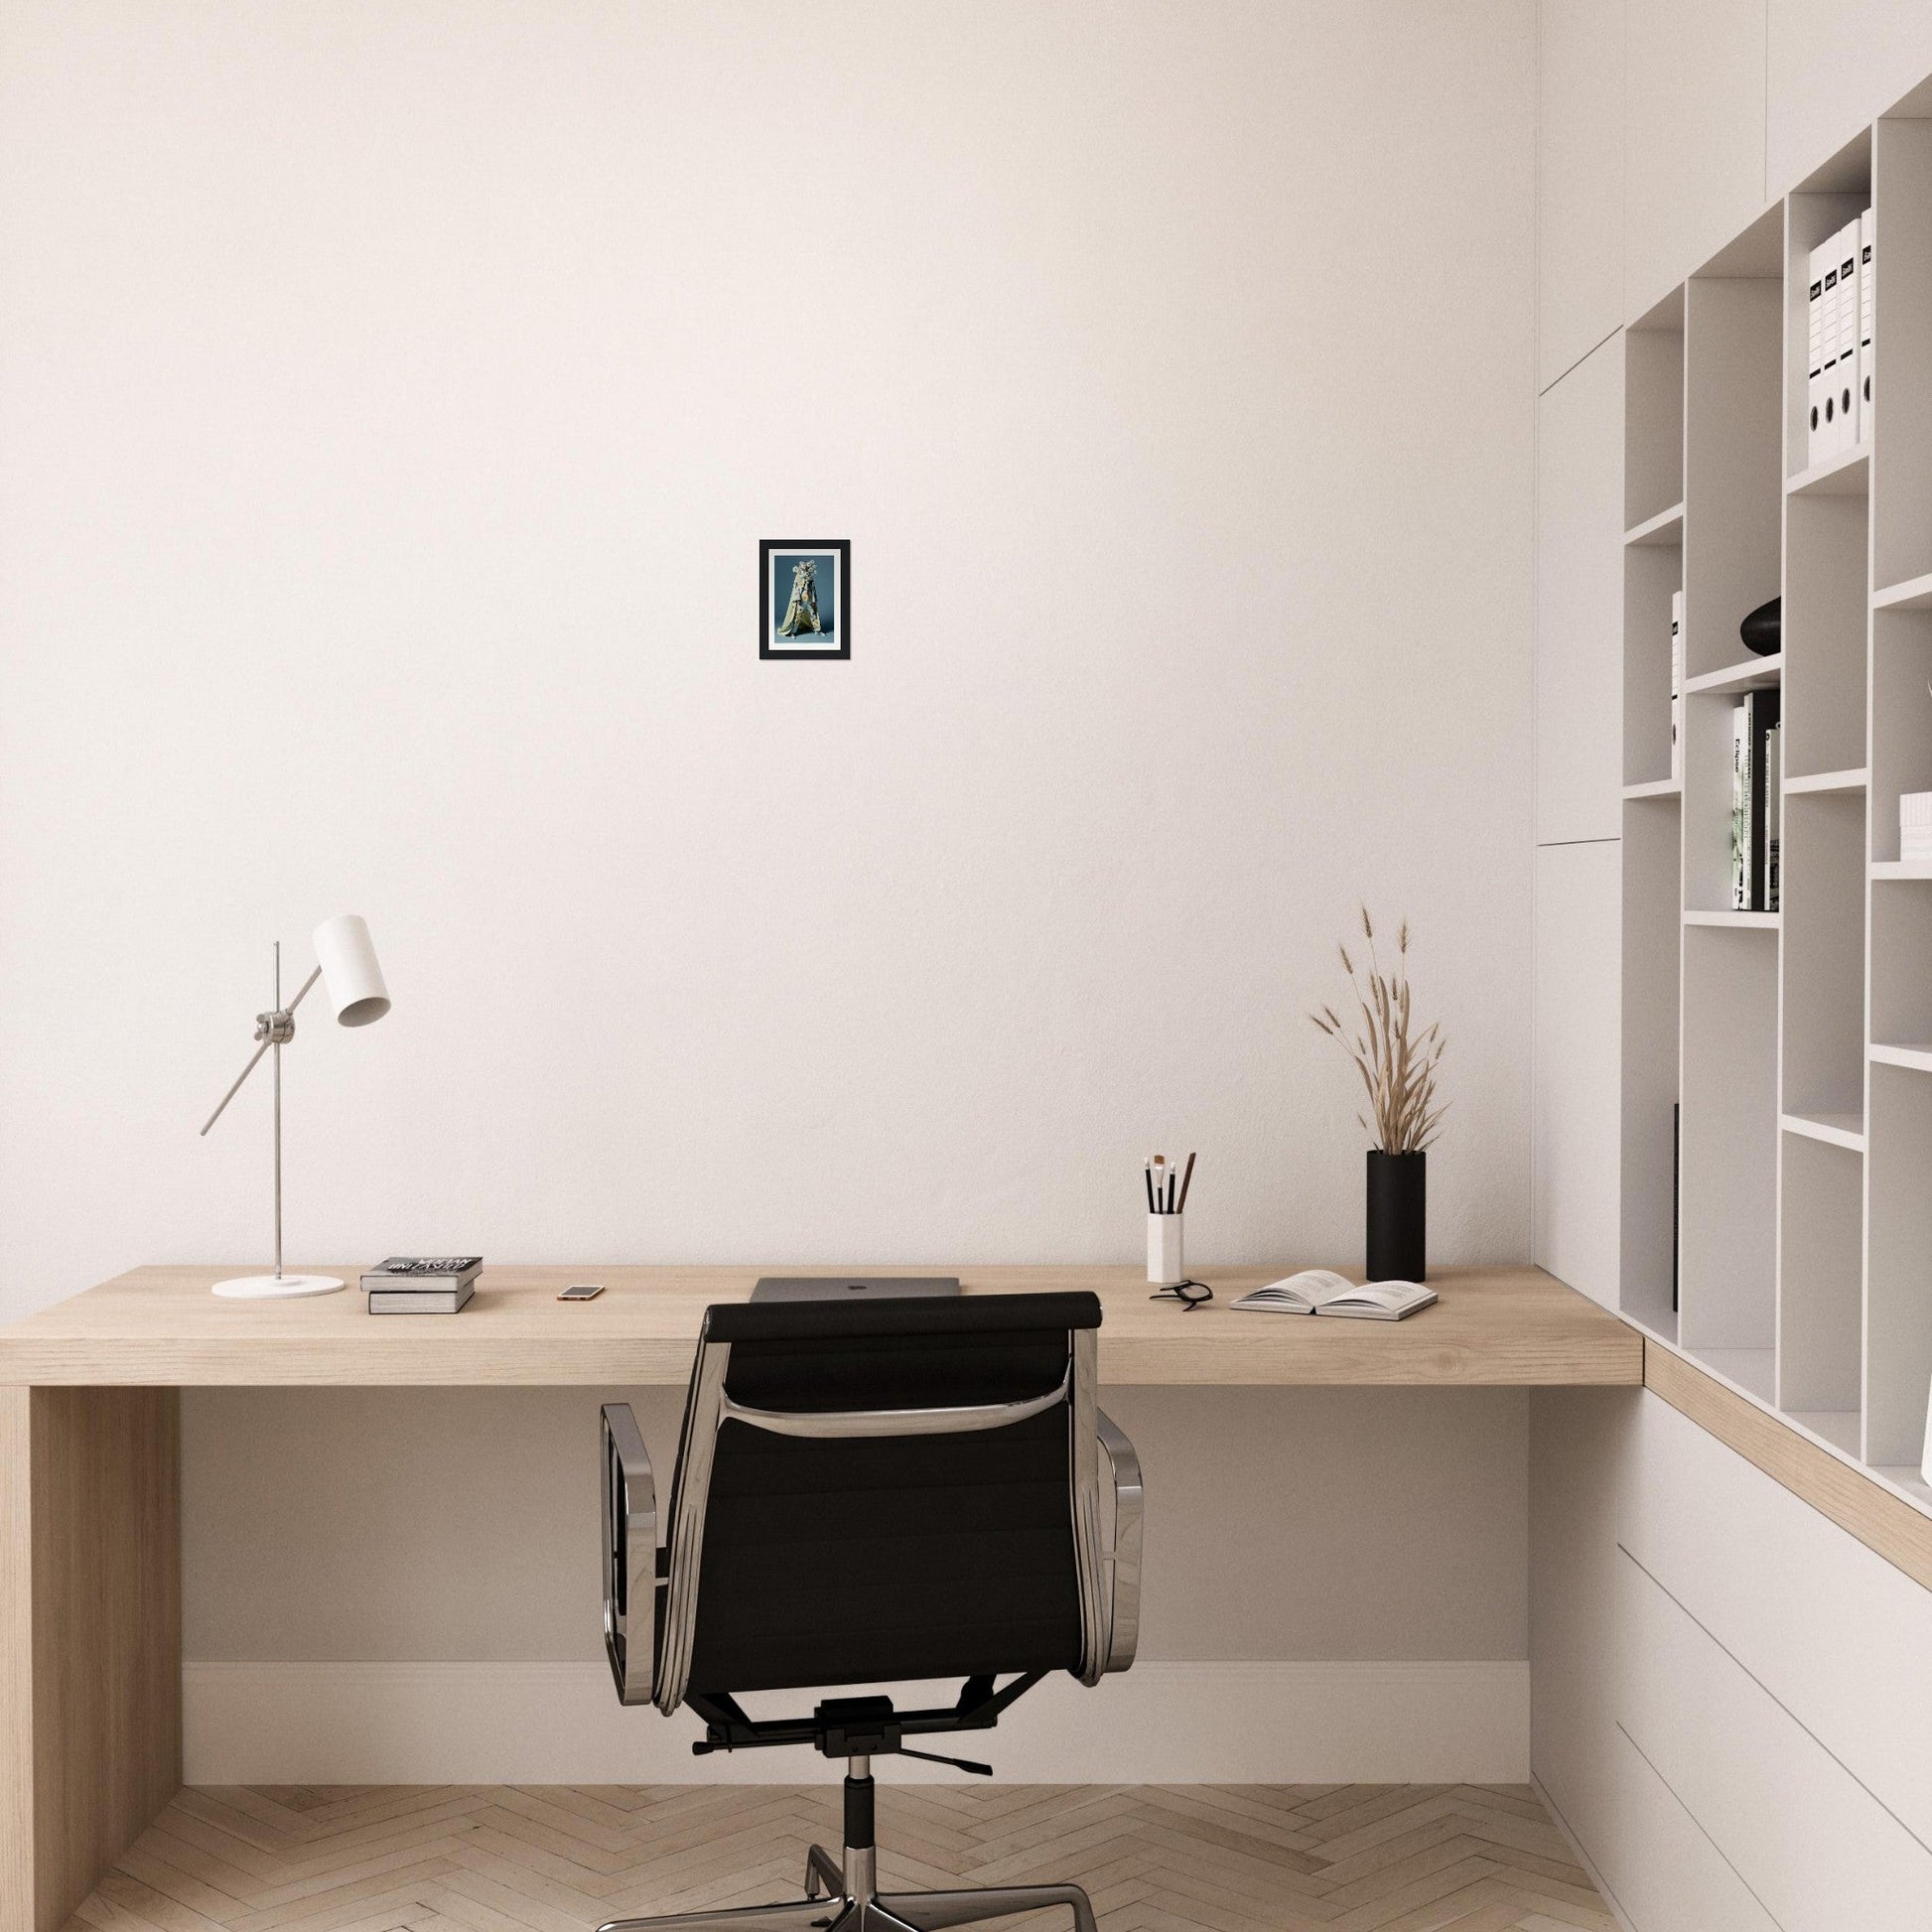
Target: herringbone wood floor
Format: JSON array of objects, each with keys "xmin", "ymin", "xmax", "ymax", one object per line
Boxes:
[{"xmin": 68, "ymin": 1785, "xmax": 1615, "ymax": 1932}]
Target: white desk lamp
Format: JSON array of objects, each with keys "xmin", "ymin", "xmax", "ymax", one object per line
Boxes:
[{"xmin": 200, "ymin": 914, "xmax": 391, "ymax": 1299}]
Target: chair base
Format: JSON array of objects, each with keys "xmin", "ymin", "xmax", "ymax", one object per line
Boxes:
[{"xmin": 596, "ymin": 1844, "xmax": 1097, "ymax": 1932}]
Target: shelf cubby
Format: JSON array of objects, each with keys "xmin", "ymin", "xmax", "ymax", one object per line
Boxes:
[
  {"xmin": 1866, "ymin": 1063, "xmax": 1932, "ymax": 1467},
  {"xmin": 1873, "ymin": 113, "xmax": 1932, "ymax": 592},
  {"xmin": 1868, "ymin": 608, "xmax": 1932, "ymax": 861},
  {"xmin": 1776, "ymin": 1132, "xmax": 1863, "ymax": 1431},
  {"xmin": 1683, "ymin": 677, "xmax": 1779, "ymax": 914},
  {"xmin": 1683, "ymin": 245, "xmax": 1782, "ymax": 683},
  {"xmin": 1623, "ymin": 538, "xmax": 1682, "ymax": 787},
  {"xmin": 1784, "ymin": 494, "xmax": 1868, "ymax": 776},
  {"xmin": 1620, "ymin": 792, "xmax": 1683, "ymax": 1341},
  {"xmin": 1678, "ymin": 924, "xmax": 1779, "ymax": 1362},
  {"xmin": 1779, "ymin": 790, "xmax": 1866, "ymax": 1120},
  {"xmin": 1785, "ymin": 152, "xmax": 1870, "ymax": 482},
  {"xmin": 1625, "ymin": 289, "xmax": 1685, "ymax": 532},
  {"xmin": 1869, "ymin": 874, "xmax": 1932, "ymax": 1049}
]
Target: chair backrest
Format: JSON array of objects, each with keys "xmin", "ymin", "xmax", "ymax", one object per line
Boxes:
[{"xmin": 652, "ymin": 1292, "xmax": 1106, "ymax": 1713}]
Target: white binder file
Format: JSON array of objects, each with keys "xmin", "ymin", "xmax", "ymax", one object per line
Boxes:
[
  {"xmin": 1820, "ymin": 230, "xmax": 1846, "ymax": 458},
  {"xmin": 1859, "ymin": 207, "xmax": 1874, "ymax": 445},
  {"xmin": 1835, "ymin": 220, "xmax": 1860, "ymax": 456},
  {"xmin": 1807, "ymin": 239, "xmax": 1830, "ymax": 467}
]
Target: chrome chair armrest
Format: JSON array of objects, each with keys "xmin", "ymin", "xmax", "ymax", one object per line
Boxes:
[
  {"xmin": 1095, "ymin": 1408, "xmax": 1142, "ymax": 1672},
  {"xmin": 601, "ymin": 1403, "xmax": 659, "ymax": 1707}
]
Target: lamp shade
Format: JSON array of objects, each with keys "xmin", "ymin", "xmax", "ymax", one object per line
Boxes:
[{"xmin": 312, "ymin": 914, "xmax": 390, "ymax": 1028}]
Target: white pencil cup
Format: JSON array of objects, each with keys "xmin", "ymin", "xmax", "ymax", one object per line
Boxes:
[{"xmin": 1147, "ymin": 1213, "xmax": 1185, "ymax": 1287}]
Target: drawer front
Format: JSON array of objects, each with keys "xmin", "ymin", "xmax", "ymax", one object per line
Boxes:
[
  {"xmin": 1621, "ymin": 1389, "xmax": 1932, "ymax": 1848},
  {"xmin": 1615, "ymin": 1548, "xmax": 1932, "ymax": 1929},
  {"xmin": 1600, "ymin": 1724, "xmax": 1778, "ymax": 1932}
]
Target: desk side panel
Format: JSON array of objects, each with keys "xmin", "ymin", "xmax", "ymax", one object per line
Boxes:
[
  {"xmin": 28, "ymin": 1388, "xmax": 182, "ymax": 1932},
  {"xmin": 1, "ymin": 1389, "xmax": 33, "ymax": 1932}
]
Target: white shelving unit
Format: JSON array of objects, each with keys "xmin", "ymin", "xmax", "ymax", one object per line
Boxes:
[{"xmin": 1620, "ymin": 111, "xmax": 1932, "ymax": 1518}]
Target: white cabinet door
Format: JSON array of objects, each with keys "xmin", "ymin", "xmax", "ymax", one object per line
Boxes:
[
  {"xmin": 1601, "ymin": 1725, "xmax": 1780, "ymax": 1932},
  {"xmin": 1625, "ymin": 0, "xmax": 1768, "ymax": 316},
  {"xmin": 1533, "ymin": 841, "xmax": 1621, "ymax": 1306},
  {"xmin": 1538, "ymin": 0, "xmax": 1624, "ymax": 389},
  {"xmin": 1623, "ymin": 1390, "xmax": 1932, "ymax": 1849},
  {"xmin": 1768, "ymin": 0, "xmax": 1932, "ymax": 196},
  {"xmin": 1536, "ymin": 337, "xmax": 1624, "ymax": 844},
  {"xmin": 1615, "ymin": 1547, "xmax": 1932, "ymax": 1929}
]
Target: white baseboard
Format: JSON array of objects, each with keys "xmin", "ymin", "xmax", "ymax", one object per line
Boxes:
[{"xmin": 183, "ymin": 1659, "xmax": 1528, "ymax": 1785}]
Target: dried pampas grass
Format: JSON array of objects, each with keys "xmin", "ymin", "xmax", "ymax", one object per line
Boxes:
[{"xmin": 1310, "ymin": 907, "xmax": 1448, "ymax": 1154}]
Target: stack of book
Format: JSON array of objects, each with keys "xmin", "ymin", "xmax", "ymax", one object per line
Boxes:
[
  {"xmin": 1729, "ymin": 690, "xmax": 1781, "ymax": 911},
  {"xmin": 361, "ymin": 1256, "xmax": 483, "ymax": 1313}
]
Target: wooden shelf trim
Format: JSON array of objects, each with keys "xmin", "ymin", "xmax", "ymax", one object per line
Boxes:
[{"xmin": 1644, "ymin": 1340, "xmax": 1932, "ymax": 1592}]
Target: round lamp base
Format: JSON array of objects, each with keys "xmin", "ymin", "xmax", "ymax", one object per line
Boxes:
[{"xmin": 210, "ymin": 1273, "xmax": 345, "ymax": 1300}]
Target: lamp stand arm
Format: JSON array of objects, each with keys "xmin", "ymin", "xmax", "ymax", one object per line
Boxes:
[{"xmin": 197, "ymin": 964, "xmax": 322, "ymax": 1137}]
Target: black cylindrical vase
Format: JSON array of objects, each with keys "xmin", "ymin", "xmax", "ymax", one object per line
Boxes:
[{"xmin": 1366, "ymin": 1150, "xmax": 1426, "ymax": 1282}]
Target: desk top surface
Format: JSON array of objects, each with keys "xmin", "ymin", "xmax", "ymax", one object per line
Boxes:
[{"xmin": 0, "ymin": 1263, "xmax": 1640, "ymax": 1387}]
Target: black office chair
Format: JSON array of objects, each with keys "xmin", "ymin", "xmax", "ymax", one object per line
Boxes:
[{"xmin": 597, "ymin": 1291, "xmax": 1143, "ymax": 1932}]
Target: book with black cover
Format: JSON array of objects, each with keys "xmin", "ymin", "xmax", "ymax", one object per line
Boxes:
[
  {"xmin": 1672, "ymin": 1102, "xmax": 1681, "ymax": 1314},
  {"xmin": 361, "ymin": 1256, "xmax": 483, "ymax": 1291}
]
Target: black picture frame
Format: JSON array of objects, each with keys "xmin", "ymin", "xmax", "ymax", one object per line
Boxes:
[{"xmin": 760, "ymin": 539, "xmax": 851, "ymax": 660}]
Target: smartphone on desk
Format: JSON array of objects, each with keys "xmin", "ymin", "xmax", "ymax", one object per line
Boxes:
[{"xmin": 558, "ymin": 1283, "xmax": 605, "ymax": 1301}]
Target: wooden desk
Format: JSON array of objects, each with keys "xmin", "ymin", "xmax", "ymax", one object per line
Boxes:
[
  {"xmin": 0, "ymin": 1262, "xmax": 1637, "ymax": 1388},
  {"xmin": 0, "ymin": 1262, "xmax": 1634, "ymax": 1932}
]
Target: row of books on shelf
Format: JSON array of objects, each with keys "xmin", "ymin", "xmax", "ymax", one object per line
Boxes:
[
  {"xmin": 1730, "ymin": 690, "xmax": 1781, "ymax": 912},
  {"xmin": 1807, "ymin": 209, "xmax": 1873, "ymax": 466}
]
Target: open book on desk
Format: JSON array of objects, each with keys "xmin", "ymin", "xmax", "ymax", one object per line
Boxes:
[{"xmin": 1230, "ymin": 1270, "xmax": 1437, "ymax": 1320}]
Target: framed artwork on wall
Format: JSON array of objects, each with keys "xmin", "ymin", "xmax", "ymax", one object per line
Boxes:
[{"xmin": 760, "ymin": 540, "xmax": 850, "ymax": 660}]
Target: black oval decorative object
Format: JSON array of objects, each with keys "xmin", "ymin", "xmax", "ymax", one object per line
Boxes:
[
  {"xmin": 1366, "ymin": 1149, "xmax": 1426, "ymax": 1282},
  {"xmin": 1740, "ymin": 595, "xmax": 1781, "ymax": 657}
]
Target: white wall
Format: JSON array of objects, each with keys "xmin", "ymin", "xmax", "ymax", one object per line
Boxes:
[
  {"xmin": 0, "ymin": 1, "xmax": 1540, "ymax": 1767},
  {"xmin": 0, "ymin": 0, "xmax": 1536, "ymax": 1310}
]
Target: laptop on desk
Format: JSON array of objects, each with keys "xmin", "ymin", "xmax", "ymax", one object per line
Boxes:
[{"xmin": 750, "ymin": 1276, "xmax": 962, "ymax": 1303}]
